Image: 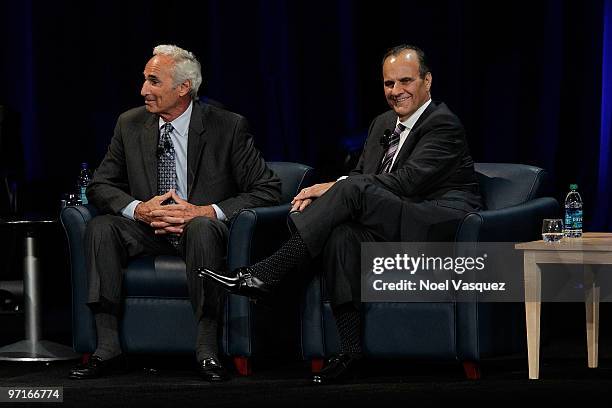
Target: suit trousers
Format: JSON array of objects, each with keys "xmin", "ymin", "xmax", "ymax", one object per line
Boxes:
[
  {"xmin": 84, "ymin": 215, "xmax": 228, "ymax": 321},
  {"xmin": 291, "ymin": 176, "xmax": 467, "ymax": 308}
]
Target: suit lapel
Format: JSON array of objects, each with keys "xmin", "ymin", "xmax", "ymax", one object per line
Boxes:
[
  {"xmin": 390, "ymin": 101, "xmax": 438, "ymax": 171},
  {"xmin": 141, "ymin": 114, "xmax": 159, "ymax": 197},
  {"xmin": 186, "ymin": 102, "xmax": 207, "ymax": 199},
  {"xmin": 366, "ymin": 112, "xmax": 398, "ymax": 173}
]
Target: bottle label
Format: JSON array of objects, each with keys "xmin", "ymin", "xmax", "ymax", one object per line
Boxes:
[
  {"xmin": 565, "ymin": 209, "xmax": 582, "ymax": 230},
  {"xmin": 80, "ymin": 187, "xmax": 88, "ymax": 205}
]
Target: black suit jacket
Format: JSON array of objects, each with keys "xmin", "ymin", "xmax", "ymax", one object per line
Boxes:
[
  {"xmin": 350, "ymin": 101, "xmax": 481, "ymax": 211},
  {"xmin": 87, "ymin": 101, "xmax": 281, "ymax": 219}
]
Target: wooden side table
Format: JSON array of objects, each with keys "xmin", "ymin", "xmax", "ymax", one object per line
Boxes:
[{"xmin": 515, "ymin": 232, "xmax": 612, "ymax": 379}]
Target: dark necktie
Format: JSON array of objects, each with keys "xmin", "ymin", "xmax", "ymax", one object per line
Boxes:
[
  {"xmin": 379, "ymin": 122, "xmax": 406, "ymax": 173},
  {"xmin": 157, "ymin": 122, "xmax": 179, "ymax": 247},
  {"xmin": 158, "ymin": 122, "xmax": 177, "ymax": 196}
]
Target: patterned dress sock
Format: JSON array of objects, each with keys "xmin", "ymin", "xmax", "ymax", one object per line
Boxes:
[
  {"xmin": 248, "ymin": 232, "xmax": 309, "ymax": 286},
  {"xmin": 334, "ymin": 305, "xmax": 362, "ymax": 355}
]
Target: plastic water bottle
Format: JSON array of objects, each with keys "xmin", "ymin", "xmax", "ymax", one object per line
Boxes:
[
  {"xmin": 564, "ymin": 184, "xmax": 583, "ymax": 238},
  {"xmin": 77, "ymin": 163, "xmax": 92, "ymax": 205}
]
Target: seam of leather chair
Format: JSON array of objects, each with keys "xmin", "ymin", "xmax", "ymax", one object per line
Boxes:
[
  {"xmin": 268, "ymin": 161, "xmax": 313, "ymax": 202},
  {"xmin": 60, "ymin": 206, "xmax": 89, "ymax": 233},
  {"xmin": 124, "ymin": 295, "xmax": 191, "ymax": 300},
  {"xmin": 297, "ymin": 168, "xmax": 315, "ymax": 194},
  {"xmin": 452, "ymin": 301, "xmax": 458, "ymax": 359},
  {"xmin": 246, "ymin": 300, "xmax": 253, "ymax": 355},
  {"xmin": 298, "ymin": 300, "xmax": 305, "ymax": 359},
  {"xmin": 299, "ymin": 276, "xmax": 327, "ymax": 359},
  {"xmin": 321, "ymin": 299, "xmax": 330, "ymax": 357},
  {"xmin": 78, "ymin": 205, "xmax": 91, "ymax": 221},
  {"xmin": 473, "ymin": 301, "xmax": 480, "ymax": 360},
  {"xmin": 299, "ymin": 282, "xmax": 309, "ymax": 359},
  {"xmin": 222, "ymin": 294, "xmax": 229, "ymax": 354},
  {"xmin": 454, "ymin": 302, "xmax": 481, "ymax": 362},
  {"xmin": 455, "ymin": 212, "xmax": 484, "ymax": 242},
  {"xmin": 245, "ymin": 209, "xmax": 257, "ymax": 264},
  {"xmin": 221, "ymin": 295, "xmax": 253, "ymax": 356},
  {"xmin": 473, "ymin": 213, "xmax": 484, "ymax": 242},
  {"xmin": 226, "ymin": 209, "xmax": 257, "ymax": 356},
  {"xmin": 526, "ymin": 168, "xmax": 545, "ymax": 201},
  {"xmin": 227, "ymin": 208, "xmax": 257, "ymax": 264}
]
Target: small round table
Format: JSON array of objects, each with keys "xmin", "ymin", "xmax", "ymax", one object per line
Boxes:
[{"xmin": 0, "ymin": 215, "xmax": 80, "ymax": 361}]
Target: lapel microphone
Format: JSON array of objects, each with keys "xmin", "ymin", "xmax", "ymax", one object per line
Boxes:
[{"xmin": 379, "ymin": 129, "xmax": 392, "ymax": 149}]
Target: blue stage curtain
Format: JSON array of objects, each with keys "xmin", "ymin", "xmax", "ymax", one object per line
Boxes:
[
  {"xmin": 595, "ymin": 0, "xmax": 612, "ymax": 231},
  {"xmin": 0, "ymin": 0, "xmax": 609, "ymax": 228}
]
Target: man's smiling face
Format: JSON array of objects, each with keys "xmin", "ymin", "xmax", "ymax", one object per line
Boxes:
[{"xmin": 382, "ymin": 50, "xmax": 432, "ymax": 121}]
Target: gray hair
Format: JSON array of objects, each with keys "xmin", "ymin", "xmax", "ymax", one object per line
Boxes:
[{"xmin": 153, "ymin": 44, "xmax": 202, "ymax": 100}]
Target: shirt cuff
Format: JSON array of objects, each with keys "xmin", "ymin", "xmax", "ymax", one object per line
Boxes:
[
  {"xmin": 121, "ymin": 200, "xmax": 142, "ymax": 221},
  {"xmin": 212, "ymin": 204, "xmax": 227, "ymax": 221},
  {"xmin": 336, "ymin": 175, "xmax": 348, "ymax": 181}
]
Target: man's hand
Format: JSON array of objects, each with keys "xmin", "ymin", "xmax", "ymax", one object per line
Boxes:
[
  {"xmin": 134, "ymin": 191, "xmax": 174, "ymax": 224},
  {"xmin": 148, "ymin": 190, "xmax": 217, "ymax": 235},
  {"xmin": 291, "ymin": 181, "xmax": 335, "ymax": 212}
]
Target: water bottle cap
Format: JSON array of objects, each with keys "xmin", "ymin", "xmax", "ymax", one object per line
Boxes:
[
  {"xmin": 81, "ymin": 162, "xmax": 89, "ymax": 168},
  {"xmin": 569, "ymin": 184, "xmax": 578, "ymax": 190}
]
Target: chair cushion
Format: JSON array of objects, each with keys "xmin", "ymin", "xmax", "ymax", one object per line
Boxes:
[
  {"xmin": 475, "ymin": 163, "xmax": 547, "ymax": 210},
  {"xmin": 123, "ymin": 255, "xmax": 188, "ymax": 298}
]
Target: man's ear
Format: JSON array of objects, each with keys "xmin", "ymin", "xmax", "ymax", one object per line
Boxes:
[
  {"xmin": 425, "ymin": 72, "xmax": 432, "ymax": 91},
  {"xmin": 178, "ymin": 80, "xmax": 192, "ymax": 97}
]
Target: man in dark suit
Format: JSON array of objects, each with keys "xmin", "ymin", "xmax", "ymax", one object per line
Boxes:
[
  {"xmin": 69, "ymin": 45, "xmax": 281, "ymax": 381},
  {"xmin": 200, "ymin": 44, "xmax": 482, "ymax": 383}
]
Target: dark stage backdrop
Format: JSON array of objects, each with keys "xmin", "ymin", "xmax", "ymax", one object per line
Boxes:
[{"xmin": 1, "ymin": 0, "xmax": 611, "ymax": 231}]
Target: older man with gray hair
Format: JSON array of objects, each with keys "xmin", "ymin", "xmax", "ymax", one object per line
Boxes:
[{"xmin": 69, "ymin": 45, "xmax": 281, "ymax": 381}]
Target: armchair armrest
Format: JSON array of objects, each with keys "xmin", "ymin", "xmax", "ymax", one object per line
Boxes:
[
  {"xmin": 60, "ymin": 204, "xmax": 99, "ymax": 351},
  {"xmin": 456, "ymin": 197, "xmax": 559, "ymax": 243},
  {"xmin": 223, "ymin": 203, "xmax": 293, "ymax": 357},
  {"xmin": 227, "ymin": 203, "xmax": 292, "ymax": 270},
  {"xmin": 61, "ymin": 204, "xmax": 98, "ymax": 232},
  {"xmin": 60, "ymin": 205, "xmax": 99, "ymax": 286}
]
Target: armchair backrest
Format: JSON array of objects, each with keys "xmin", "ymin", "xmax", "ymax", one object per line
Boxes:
[
  {"xmin": 475, "ymin": 163, "xmax": 548, "ymax": 210},
  {"xmin": 268, "ymin": 162, "xmax": 315, "ymax": 203}
]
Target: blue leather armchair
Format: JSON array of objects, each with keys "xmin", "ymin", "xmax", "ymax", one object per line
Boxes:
[
  {"xmin": 299, "ymin": 163, "xmax": 559, "ymax": 378},
  {"xmin": 61, "ymin": 161, "xmax": 314, "ymax": 373}
]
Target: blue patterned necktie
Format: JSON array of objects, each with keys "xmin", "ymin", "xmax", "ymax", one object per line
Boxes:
[
  {"xmin": 379, "ymin": 123, "xmax": 406, "ymax": 173},
  {"xmin": 157, "ymin": 122, "xmax": 179, "ymax": 247},
  {"xmin": 158, "ymin": 122, "xmax": 177, "ymax": 197}
]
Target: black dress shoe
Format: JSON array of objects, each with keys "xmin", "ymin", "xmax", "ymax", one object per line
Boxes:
[
  {"xmin": 196, "ymin": 266, "xmax": 273, "ymax": 300},
  {"xmin": 312, "ymin": 353, "xmax": 362, "ymax": 385},
  {"xmin": 68, "ymin": 354, "xmax": 126, "ymax": 380},
  {"xmin": 198, "ymin": 357, "xmax": 231, "ymax": 382}
]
